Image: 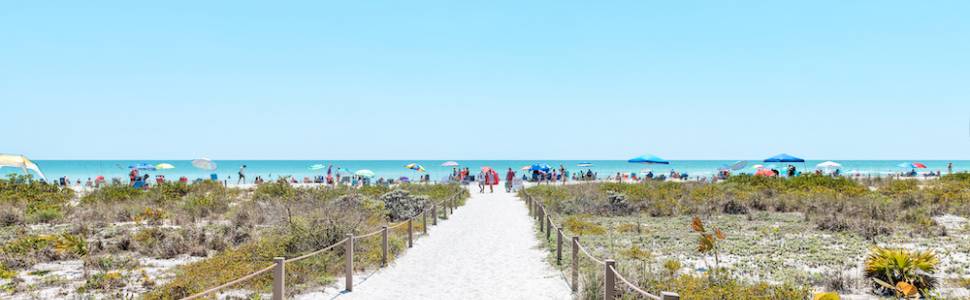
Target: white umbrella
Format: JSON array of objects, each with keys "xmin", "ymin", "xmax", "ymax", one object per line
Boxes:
[
  {"xmin": 441, "ymin": 161, "xmax": 459, "ymax": 167},
  {"xmin": 816, "ymin": 161, "xmax": 842, "ymax": 169},
  {"xmin": 0, "ymin": 154, "xmax": 45, "ymax": 180},
  {"xmin": 191, "ymin": 158, "xmax": 217, "ymax": 171},
  {"xmin": 355, "ymin": 169, "xmax": 375, "ymax": 178}
]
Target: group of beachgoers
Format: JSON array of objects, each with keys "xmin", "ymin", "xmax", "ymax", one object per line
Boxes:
[{"xmin": 29, "ymin": 161, "xmax": 964, "ymax": 192}]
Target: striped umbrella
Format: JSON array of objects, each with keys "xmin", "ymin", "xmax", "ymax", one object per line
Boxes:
[{"xmin": 405, "ymin": 163, "xmax": 426, "ymax": 172}]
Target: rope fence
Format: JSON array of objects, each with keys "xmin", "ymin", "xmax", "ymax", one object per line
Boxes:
[
  {"xmin": 178, "ymin": 190, "xmax": 466, "ymax": 300},
  {"xmin": 522, "ymin": 189, "xmax": 680, "ymax": 300}
]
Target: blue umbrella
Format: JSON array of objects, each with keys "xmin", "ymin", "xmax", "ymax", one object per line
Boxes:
[
  {"xmin": 128, "ymin": 163, "xmax": 156, "ymax": 171},
  {"xmin": 628, "ymin": 154, "xmax": 669, "ymax": 164},
  {"xmin": 729, "ymin": 161, "xmax": 748, "ymax": 171},
  {"xmin": 530, "ymin": 163, "xmax": 551, "ymax": 172},
  {"xmin": 763, "ymin": 153, "xmax": 804, "ymax": 163}
]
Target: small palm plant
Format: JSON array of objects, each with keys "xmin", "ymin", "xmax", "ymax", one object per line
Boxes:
[
  {"xmin": 690, "ymin": 216, "xmax": 726, "ymax": 274},
  {"xmin": 864, "ymin": 247, "xmax": 938, "ymax": 298}
]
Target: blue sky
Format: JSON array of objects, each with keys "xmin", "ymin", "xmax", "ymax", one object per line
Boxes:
[{"xmin": 2, "ymin": 1, "xmax": 968, "ymax": 160}]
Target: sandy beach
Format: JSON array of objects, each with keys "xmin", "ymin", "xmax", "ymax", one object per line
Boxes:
[{"xmin": 295, "ymin": 186, "xmax": 571, "ymax": 300}]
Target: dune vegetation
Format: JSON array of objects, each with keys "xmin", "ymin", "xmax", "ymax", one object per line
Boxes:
[
  {"xmin": 0, "ymin": 174, "xmax": 467, "ymax": 299},
  {"xmin": 524, "ymin": 173, "xmax": 970, "ymax": 299}
]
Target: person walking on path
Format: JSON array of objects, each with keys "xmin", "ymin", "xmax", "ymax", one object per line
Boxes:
[
  {"xmin": 505, "ymin": 168, "xmax": 515, "ymax": 193},
  {"xmin": 559, "ymin": 165, "xmax": 566, "ymax": 185},
  {"xmin": 948, "ymin": 162, "xmax": 953, "ymax": 174},
  {"xmin": 477, "ymin": 170, "xmax": 486, "ymax": 193},
  {"xmin": 237, "ymin": 165, "xmax": 247, "ymax": 185}
]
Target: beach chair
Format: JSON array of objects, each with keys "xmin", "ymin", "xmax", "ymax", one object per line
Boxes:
[{"xmin": 133, "ymin": 180, "xmax": 145, "ymax": 189}]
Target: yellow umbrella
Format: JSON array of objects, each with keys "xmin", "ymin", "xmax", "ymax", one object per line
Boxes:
[
  {"xmin": 0, "ymin": 154, "xmax": 46, "ymax": 180},
  {"xmin": 156, "ymin": 163, "xmax": 176, "ymax": 170}
]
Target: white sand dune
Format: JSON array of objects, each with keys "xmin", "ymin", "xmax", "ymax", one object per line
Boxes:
[{"xmin": 296, "ymin": 187, "xmax": 571, "ymax": 300}]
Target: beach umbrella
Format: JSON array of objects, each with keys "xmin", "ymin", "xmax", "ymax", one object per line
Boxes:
[
  {"xmin": 729, "ymin": 161, "xmax": 748, "ymax": 171},
  {"xmin": 520, "ymin": 165, "xmax": 531, "ymax": 171},
  {"xmin": 752, "ymin": 164, "xmax": 765, "ymax": 169},
  {"xmin": 816, "ymin": 161, "xmax": 842, "ymax": 169},
  {"xmin": 191, "ymin": 158, "xmax": 217, "ymax": 171},
  {"xmin": 129, "ymin": 163, "xmax": 156, "ymax": 171},
  {"xmin": 896, "ymin": 162, "xmax": 927, "ymax": 169},
  {"xmin": 405, "ymin": 163, "xmax": 426, "ymax": 172},
  {"xmin": 763, "ymin": 153, "xmax": 804, "ymax": 163},
  {"xmin": 529, "ymin": 163, "xmax": 551, "ymax": 172},
  {"xmin": 441, "ymin": 161, "xmax": 459, "ymax": 167},
  {"xmin": 355, "ymin": 169, "xmax": 375, "ymax": 178},
  {"xmin": 577, "ymin": 162, "xmax": 593, "ymax": 167},
  {"xmin": 0, "ymin": 154, "xmax": 46, "ymax": 180},
  {"xmin": 155, "ymin": 163, "xmax": 176, "ymax": 170},
  {"xmin": 755, "ymin": 168, "xmax": 776, "ymax": 177},
  {"xmin": 308, "ymin": 164, "xmax": 326, "ymax": 170},
  {"xmin": 628, "ymin": 154, "xmax": 669, "ymax": 164}
]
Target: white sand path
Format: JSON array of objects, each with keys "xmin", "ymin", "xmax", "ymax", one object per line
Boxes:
[{"xmin": 297, "ymin": 187, "xmax": 571, "ymax": 300}]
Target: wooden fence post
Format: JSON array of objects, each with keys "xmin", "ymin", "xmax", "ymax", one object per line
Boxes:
[
  {"xmin": 422, "ymin": 210, "xmax": 428, "ymax": 235},
  {"xmin": 381, "ymin": 225, "xmax": 389, "ymax": 266},
  {"xmin": 546, "ymin": 217, "xmax": 552, "ymax": 240},
  {"xmin": 604, "ymin": 259, "xmax": 616, "ymax": 300},
  {"xmin": 272, "ymin": 257, "xmax": 285, "ymax": 300},
  {"xmin": 556, "ymin": 228, "xmax": 563, "ymax": 265},
  {"xmin": 539, "ymin": 208, "xmax": 545, "ymax": 232},
  {"xmin": 661, "ymin": 291, "xmax": 681, "ymax": 300},
  {"xmin": 571, "ymin": 237, "xmax": 579, "ymax": 292},
  {"xmin": 345, "ymin": 233, "xmax": 354, "ymax": 292},
  {"xmin": 407, "ymin": 219, "xmax": 413, "ymax": 248},
  {"xmin": 432, "ymin": 205, "xmax": 438, "ymax": 225}
]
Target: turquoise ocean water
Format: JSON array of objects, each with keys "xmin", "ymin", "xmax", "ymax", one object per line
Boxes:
[{"xmin": 5, "ymin": 160, "xmax": 969, "ymax": 183}]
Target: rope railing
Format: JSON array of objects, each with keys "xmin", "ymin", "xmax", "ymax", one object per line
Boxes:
[
  {"xmin": 178, "ymin": 189, "xmax": 465, "ymax": 300},
  {"xmin": 522, "ymin": 189, "xmax": 680, "ymax": 300},
  {"xmin": 610, "ymin": 265, "xmax": 662, "ymax": 300},
  {"xmin": 576, "ymin": 241, "xmax": 605, "ymax": 266}
]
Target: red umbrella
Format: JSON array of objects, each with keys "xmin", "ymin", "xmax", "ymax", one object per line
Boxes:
[
  {"xmin": 912, "ymin": 162, "xmax": 928, "ymax": 168},
  {"xmin": 755, "ymin": 168, "xmax": 776, "ymax": 177}
]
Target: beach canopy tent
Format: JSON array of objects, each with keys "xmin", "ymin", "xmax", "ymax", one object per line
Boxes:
[
  {"xmin": 355, "ymin": 169, "xmax": 375, "ymax": 178},
  {"xmin": 308, "ymin": 164, "xmax": 326, "ymax": 170},
  {"xmin": 529, "ymin": 163, "xmax": 551, "ymax": 173},
  {"xmin": 441, "ymin": 161, "xmax": 459, "ymax": 167},
  {"xmin": 0, "ymin": 154, "xmax": 46, "ymax": 180},
  {"xmin": 763, "ymin": 153, "xmax": 805, "ymax": 163},
  {"xmin": 405, "ymin": 163, "xmax": 426, "ymax": 172},
  {"xmin": 155, "ymin": 163, "xmax": 176, "ymax": 170},
  {"xmin": 897, "ymin": 162, "xmax": 927, "ymax": 169},
  {"xmin": 577, "ymin": 162, "xmax": 593, "ymax": 167},
  {"xmin": 192, "ymin": 158, "xmax": 217, "ymax": 171},
  {"xmin": 129, "ymin": 163, "xmax": 156, "ymax": 171},
  {"xmin": 628, "ymin": 154, "xmax": 669, "ymax": 164}
]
